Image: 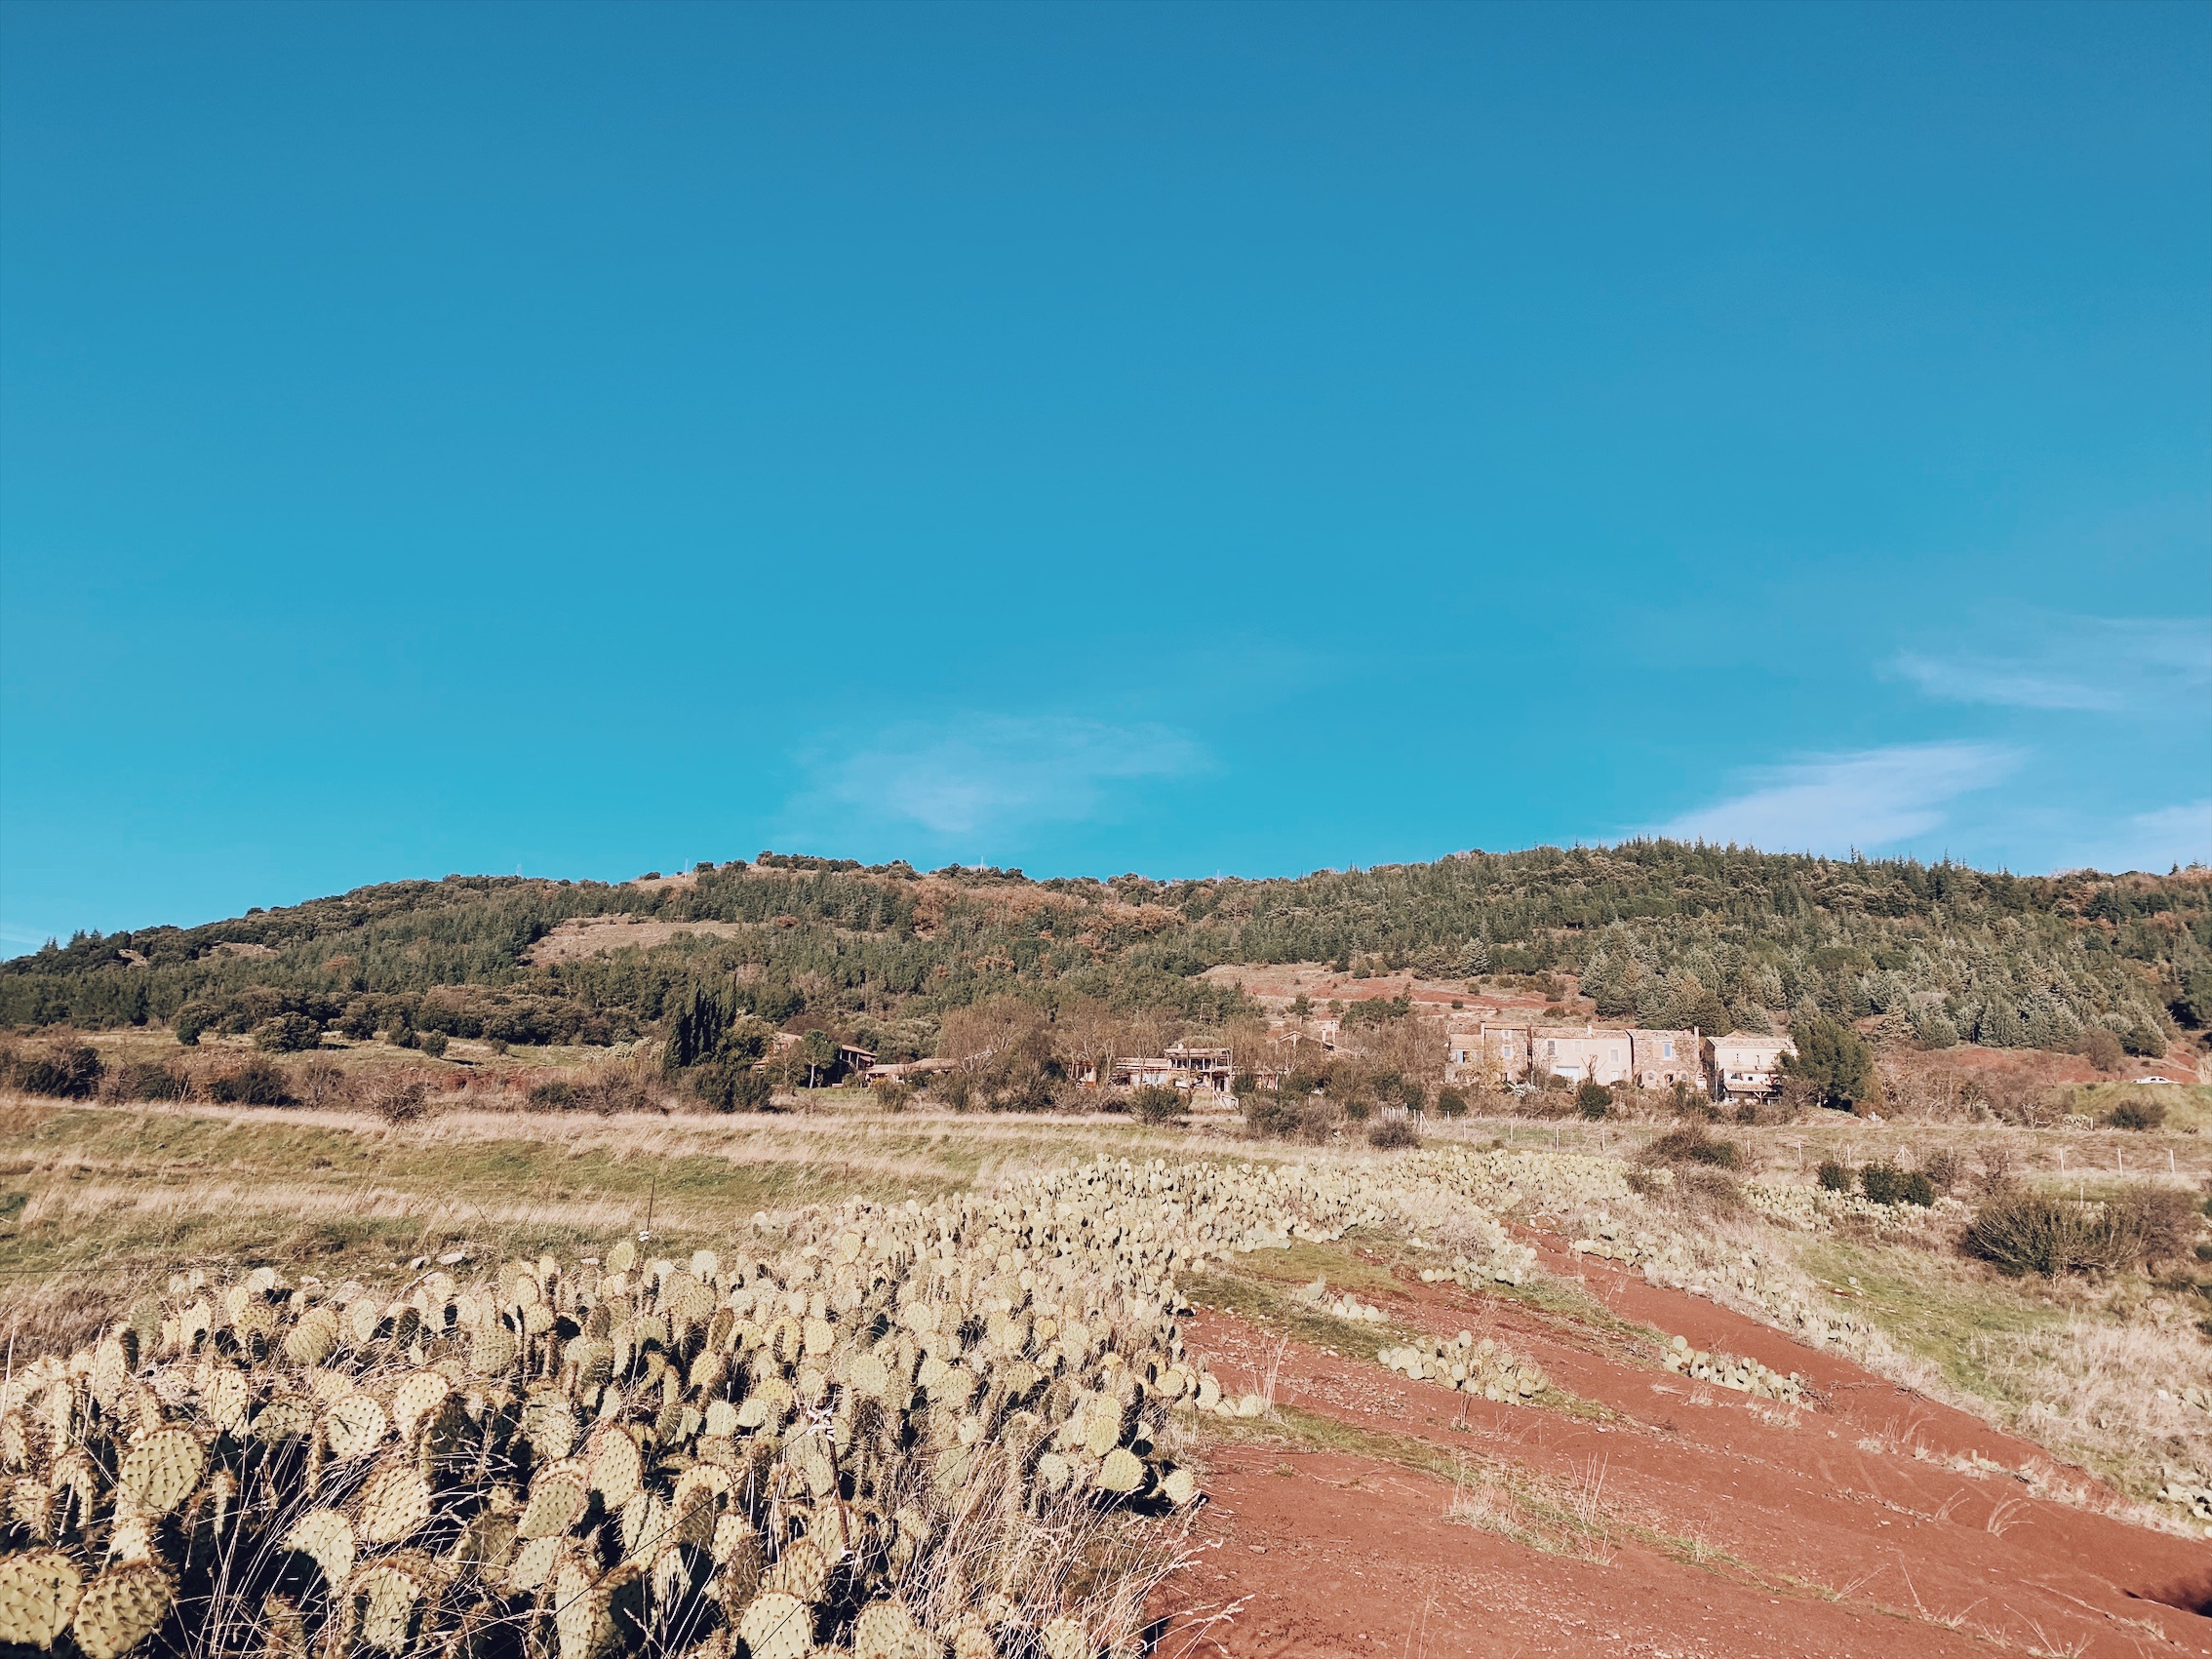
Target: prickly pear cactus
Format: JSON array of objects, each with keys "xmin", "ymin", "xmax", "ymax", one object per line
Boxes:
[{"xmin": 0, "ymin": 1547, "xmax": 80, "ymax": 1649}]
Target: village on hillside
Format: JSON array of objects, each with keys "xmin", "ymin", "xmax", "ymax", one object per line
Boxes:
[{"xmin": 825, "ymin": 964, "xmax": 1799, "ymax": 1112}]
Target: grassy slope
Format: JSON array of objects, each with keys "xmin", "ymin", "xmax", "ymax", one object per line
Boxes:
[{"xmin": 0, "ymin": 1098, "xmax": 1196, "ymax": 1350}]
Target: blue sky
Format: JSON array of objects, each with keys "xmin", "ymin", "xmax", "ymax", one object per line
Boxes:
[{"xmin": 3, "ymin": 0, "xmax": 2208, "ymax": 945}]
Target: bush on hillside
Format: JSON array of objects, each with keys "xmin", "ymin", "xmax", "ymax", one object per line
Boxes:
[
  {"xmin": 1435, "ymin": 1085, "xmax": 1469, "ymax": 1119},
  {"xmin": 8, "ymin": 1042, "xmax": 102, "ymax": 1099},
  {"xmin": 1643, "ymin": 1124, "xmax": 1743, "ymax": 1169},
  {"xmin": 1368, "ymin": 1115, "xmax": 1420, "ymax": 1149},
  {"xmin": 1858, "ymin": 1163, "xmax": 1935, "ymax": 1206},
  {"xmin": 1244, "ymin": 1091, "xmax": 1336, "ymax": 1144},
  {"xmin": 1574, "ymin": 1080, "xmax": 1612, "ymax": 1120},
  {"xmin": 369, "ymin": 1078, "xmax": 431, "ymax": 1125},
  {"xmin": 208, "ymin": 1057, "xmax": 294, "ymax": 1106},
  {"xmin": 112, "ymin": 1059, "xmax": 184, "ymax": 1101},
  {"xmin": 1816, "ymin": 1159, "xmax": 1852, "ymax": 1193},
  {"xmin": 2104, "ymin": 1097, "xmax": 2166, "ymax": 1131},
  {"xmin": 1963, "ymin": 1181, "xmax": 2197, "ymax": 1277},
  {"xmin": 1654, "ymin": 1165, "xmax": 1746, "ymax": 1218},
  {"xmin": 527, "ymin": 1062, "xmax": 665, "ymax": 1115},
  {"xmin": 1128, "ymin": 1085, "xmax": 1187, "ymax": 1125},
  {"xmin": 2079, "ymin": 1027, "xmax": 2125, "ymax": 1073},
  {"xmin": 1920, "ymin": 1148, "xmax": 1968, "ymax": 1193},
  {"xmin": 253, "ymin": 1012, "xmax": 322, "ymax": 1052}
]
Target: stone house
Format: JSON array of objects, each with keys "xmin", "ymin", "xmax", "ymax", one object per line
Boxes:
[
  {"xmin": 1628, "ymin": 1029, "xmax": 1700, "ymax": 1090},
  {"xmin": 1705, "ymin": 1033, "xmax": 1794, "ymax": 1102},
  {"xmin": 1447, "ymin": 1022, "xmax": 1706, "ymax": 1091}
]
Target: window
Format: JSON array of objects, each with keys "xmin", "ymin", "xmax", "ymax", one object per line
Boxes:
[{"xmin": 1663, "ymin": 1041, "xmax": 1674, "ymax": 1059}]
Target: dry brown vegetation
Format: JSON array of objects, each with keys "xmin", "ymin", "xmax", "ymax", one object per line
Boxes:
[{"xmin": 2, "ymin": 1045, "xmax": 2209, "ymax": 1657}]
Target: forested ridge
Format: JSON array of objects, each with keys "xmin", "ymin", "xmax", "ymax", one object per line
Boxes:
[{"xmin": 5, "ymin": 843, "xmax": 2207, "ymax": 1059}]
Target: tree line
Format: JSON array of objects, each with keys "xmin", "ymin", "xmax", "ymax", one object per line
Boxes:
[{"xmin": 4, "ymin": 844, "xmax": 2205, "ymax": 1062}]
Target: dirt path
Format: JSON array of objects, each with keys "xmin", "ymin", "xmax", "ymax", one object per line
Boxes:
[{"xmin": 1156, "ymin": 1250, "xmax": 2212, "ymax": 1658}]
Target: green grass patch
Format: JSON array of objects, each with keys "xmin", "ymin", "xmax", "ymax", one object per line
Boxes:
[
  {"xmin": 2065, "ymin": 1081, "xmax": 2212, "ymax": 1133},
  {"xmin": 1225, "ymin": 1237, "xmax": 1404, "ymax": 1296},
  {"xmin": 1182, "ymin": 1267, "xmax": 1398, "ymax": 1358},
  {"xmin": 1798, "ymin": 1237, "xmax": 2065, "ymax": 1402}
]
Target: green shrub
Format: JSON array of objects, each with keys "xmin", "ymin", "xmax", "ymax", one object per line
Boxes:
[
  {"xmin": 1435, "ymin": 1086, "xmax": 1469, "ymax": 1119},
  {"xmin": 1644, "ymin": 1125, "xmax": 1743, "ymax": 1169},
  {"xmin": 115, "ymin": 1059, "xmax": 183, "ymax": 1101},
  {"xmin": 687, "ymin": 1050, "xmax": 771, "ymax": 1112},
  {"xmin": 1367, "ymin": 1115, "xmax": 1419, "ymax": 1150},
  {"xmin": 418, "ymin": 1031, "xmax": 450, "ymax": 1059},
  {"xmin": 209, "ymin": 1058, "xmax": 295, "ymax": 1106},
  {"xmin": 2104, "ymin": 1097, "xmax": 2165, "ymax": 1131},
  {"xmin": 1816, "ymin": 1159, "xmax": 1853, "ymax": 1192},
  {"xmin": 1857, "ymin": 1163, "xmax": 1932, "ymax": 1205},
  {"xmin": 527, "ymin": 1077, "xmax": 581, "ymax": 1110},
  {"xmin": 1574, "ymin": 1081, "xmax": 1612, "ymax": 1120},
  {"xmin": 1244, "ymin": 1092, "xmax": 1336, "ymax": 1144},
  {"xmin": 1129, "ymin": 1085, "xmax": 1188, "ymax": 1125},
  {"xmin": 17, "ymin": 1044, "xmax": 101, "ymax": 1099},
  {"xmin": 253, "ymin": 1012, "xmax": 322, "ymax": 1053},
  {"xmin": 1965, "ymin": 1192, "xmax": 2073, "ymax": 1275},
  {"xmin": 172, "ymin": 1003, "xmax": 214, "ymax": 1047},
  {"xmin": 1961, "ymin": 1181, "xmax": 2191, "ymax": 1276}
]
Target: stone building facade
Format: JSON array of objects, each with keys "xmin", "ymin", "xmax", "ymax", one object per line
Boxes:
[{"xmin": 1445, "ymin": 1022, "xmax": 1705, "ymax": 1091}]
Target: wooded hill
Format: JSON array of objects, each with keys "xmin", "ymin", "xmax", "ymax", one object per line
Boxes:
[{"xmin": 5, "ymin": 844, "xmax": 2207, "ymax": 1062}]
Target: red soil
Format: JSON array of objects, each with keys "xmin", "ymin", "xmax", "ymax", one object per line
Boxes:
[{"xmin": 1156, "ymin": 1250, "xmax": 2212, "ymax": 1658}]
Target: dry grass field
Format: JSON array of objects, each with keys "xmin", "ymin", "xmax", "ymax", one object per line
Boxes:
[{"xmin": 2, "ymin": 1066, "xmax": 2208, "ymax": 1657}]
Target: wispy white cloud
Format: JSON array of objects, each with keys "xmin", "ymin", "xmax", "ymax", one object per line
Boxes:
[
  {"xmin": 1651, "ymin": 741, "xmax": 2021, "ymax": 854},
  {"xmin": 800, "ymin": 715, "xmax": 1205, "ymax": 840},
  {"xmin": 1893, "ymin": 614, "xmax": 2211, "ymax": 714},
  {"xmin": 2051, "ymin": 799, "xmax": 2212, "ymax": 876}
]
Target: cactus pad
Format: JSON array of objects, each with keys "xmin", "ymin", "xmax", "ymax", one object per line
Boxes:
[
  {"xmin": 853, "ymin": 1599, "xmax": 923, "ymax": 1659},
  {"xmin": 0, "ymin": 1548, "xmax": 81, "ymax": 1649},
  {"xmin": 588, "ymin": 1430, "xmax": 643, "ymax": 1509},
  {"xmin": 471, "ymin": 1323, "xmax": 518, "ymax": 1374},
  {"xmin": 252, "ymin": 1397, "xmax": 315, "ymax": 1443},
  {"xmin": 351, "ymin": 1561, "xmax": 428, "ymax": 1654},
  {"xmin": 117, "ymin": 1427, "xmax": 205, "ymax": 1517},
  {"xmin": 519, "ymin": 1472, "xmax": 587, "ymax": 1539},
  {"xmin": 738, "ymin": 1590, "xmax": 813, "ymax": 1659},
  {"xmin": 283, "ymin": 1306, "xmax": 340, "ymax": 1367},
  {"xmin": 70, "ymin": 1561, "xmax": 171, "ymax": 1659},
  {"xmin": 357, "ymin": 1464, "xmax": 433, "ymax": 1543},
  {"xmin": 1094, "ymin": 1448, "xmax": 1145, "ymax": 1495},
  {"xmin": 323, "ymin": 1393, "xmax": 388, "ymax": 1460},
  {"xmin": 768, "ymin": 1536, "xmax": 829, "ymax": 1604},
  {"xmin": 286, "ymin": 1507, "xmax": 357, "ymax": 1586}
]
